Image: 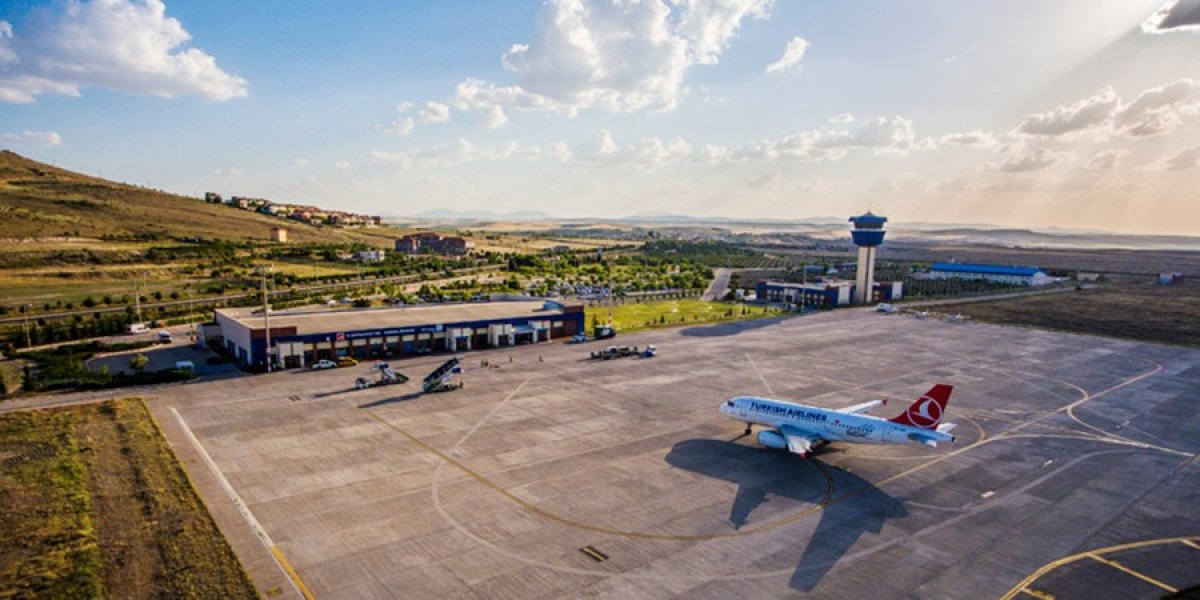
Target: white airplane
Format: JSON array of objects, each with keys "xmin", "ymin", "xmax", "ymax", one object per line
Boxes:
[{"xmin": 719, "ymin": 384, "xmax": 957, "ymax": 457}]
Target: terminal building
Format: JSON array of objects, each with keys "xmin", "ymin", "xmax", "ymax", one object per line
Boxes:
[
  {"xmin": 210, "ymin": 300, "xmax": 584, "ymax": 369},
  {"xmin": 756, "ymin": 280, "xmax": 903, "ymax": 309},
  {"xmin": 929, "ymin": 263, "xmax": 1053, "ymax": 286}
]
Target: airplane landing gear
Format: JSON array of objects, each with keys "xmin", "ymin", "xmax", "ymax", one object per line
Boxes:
[{"xmin": 743, "ymin": 424, "xmax": 752, "ymax": 436}]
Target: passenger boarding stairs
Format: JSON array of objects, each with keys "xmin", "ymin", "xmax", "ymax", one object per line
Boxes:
[{"xmin": 423, "ymin": 357, "xmax": 463, "ymax": 393}]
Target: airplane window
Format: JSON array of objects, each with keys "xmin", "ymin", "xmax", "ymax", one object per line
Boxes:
[{"xmin": 726, "ymin": 401, "xmax": 735, "ymax": 407}]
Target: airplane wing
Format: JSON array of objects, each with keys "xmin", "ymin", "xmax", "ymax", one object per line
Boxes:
[
  {"xmin": 838, "ymin": 399, "xmax": 885, "ymax": 415},
  {"xmin": 779, "ymin": 425, "xmax": 822, "ymax": 456}
]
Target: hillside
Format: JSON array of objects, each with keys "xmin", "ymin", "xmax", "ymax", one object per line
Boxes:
[{"xmin": 0, "ymin": 150, "xmax": 397, "ymax": 245}]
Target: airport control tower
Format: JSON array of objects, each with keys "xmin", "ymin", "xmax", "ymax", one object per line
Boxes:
[{"xmin": 849, "ymin": 212, "xmax": 887, "ymax": 305}]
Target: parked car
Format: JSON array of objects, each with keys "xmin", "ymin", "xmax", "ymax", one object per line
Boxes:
[
  {"xmin": 337, "ymin": 356, "xmax": 358, "ymax": 367},
  {"xmin": 311, "ymin": 359, "xmax": 338, "ymax": 370},
  {"xmin": 570, "ymin": 333, "xmax": 588, "ymax": 343}
]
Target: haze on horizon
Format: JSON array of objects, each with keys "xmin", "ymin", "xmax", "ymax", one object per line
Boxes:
[{"xmin": 2, "ymin": 0, "xmax": 1200, "ymax": 236}]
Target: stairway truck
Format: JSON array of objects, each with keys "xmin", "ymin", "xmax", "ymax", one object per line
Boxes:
[{"xmin": 423, "ymin": 357, "xmax": 463, "ymax": 393}]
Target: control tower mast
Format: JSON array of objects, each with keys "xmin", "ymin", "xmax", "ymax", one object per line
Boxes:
[{"xmin": 849, "ymin": 212, "xmax": 887, "ymax": 305}]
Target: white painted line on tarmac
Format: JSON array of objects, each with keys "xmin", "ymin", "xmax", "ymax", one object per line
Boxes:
[{"xmin": 171, "ymin": 407, "xmax": 310, "ymax": 600}]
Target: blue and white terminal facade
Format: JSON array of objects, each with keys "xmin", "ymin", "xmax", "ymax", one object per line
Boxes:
[
  {"xmin": 928, "ymin": 263, "xmax": 1053, "ymax": 286},
  {"xmin": 756, "ymin": 280, "xmax": 904, "ymax": 309},
  {"xmin": 210, "ymin": 300, "xmax": 585, "ymax": 369}
]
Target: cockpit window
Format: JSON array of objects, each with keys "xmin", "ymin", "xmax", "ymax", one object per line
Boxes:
[{"xmin": 725, "ymin": 400, "xmax": 736, "ymax": 407}]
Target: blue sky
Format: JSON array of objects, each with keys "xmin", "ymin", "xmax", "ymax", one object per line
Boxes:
[{"xmin": 2, "ymin": 0, "xmax": 1200, "ymax": 234}]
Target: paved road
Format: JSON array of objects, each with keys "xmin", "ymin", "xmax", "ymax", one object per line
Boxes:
[
  {"xmin": 0, "ymin": 264, "xmax": 505, "ymax": 325},
  {"xmin": 902, "ymin": 284, "xmax": 1084, "ymax": 308},
  {"xmin": 702, "ymin": 268, "xmax": 733, "ymax": 301}
]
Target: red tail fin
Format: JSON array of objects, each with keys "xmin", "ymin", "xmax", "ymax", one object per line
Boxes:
[{"xmin": 889, "ymin": 384, "xmax": 953, "ymax": 429}]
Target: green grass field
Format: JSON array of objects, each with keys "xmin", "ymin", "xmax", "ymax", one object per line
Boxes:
[
  {"xmin": 0, "ymin": 399, "xmax": 258, "ymax": 598},
  {"xmin": 587, "ymin": 299, "xmax": 777, "ymax": 333}
]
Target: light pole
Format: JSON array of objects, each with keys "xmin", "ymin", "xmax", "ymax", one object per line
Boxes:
[{"xmin": 259, "ymin": 265, "xmax": 274, "ymax": 372}]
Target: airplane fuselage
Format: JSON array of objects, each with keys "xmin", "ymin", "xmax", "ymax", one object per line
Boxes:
[{"xmin": 720, "ymin": 395, "xmax": 954, "ymax": 447}]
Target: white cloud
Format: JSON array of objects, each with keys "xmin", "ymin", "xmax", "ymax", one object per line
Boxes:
[
  {"xmin": 288, "ymin": 157, "xmax": 309, "ymax": 168},
  {"xmin": 1156, "ymin": 144, "xmax": 1200, "ymax": 170},
  {"xmin": 480, "ymin": 105, "xmax": 508, "ymax": 129},
  {"xmin": 1015, "ymin": 87, "xmax": 1119, "ymax": 138},
  {"xmin": 828, "ymin": 113, "xmax": 854, "ymax": 124},
  {"xmin": 380, "ymin": 116, "xmax": 414, "ymax": 136},
  {"xmin": 444, "ymin": 0, "xmax": 771, "ymax": 123},
  {"xmin": 0, "ymin": 129, "xmax": 62, "ymax": 147},
  {"xmin": 419, "ymin": 101, "xmax": 451, "ymax": 124},
  {"xmin": 548, "ymin": 141, "xmax": 572, "ymax": 162},
  {"xmin": 1085, "ymin": 149, "xmax": 1127, "ymax": 171},
  {"xmin": 0, "ymin": 0, "xmax": 246, "ymax": 103},
  {"xmin": 334, "ymin": 160, "xmax": 350, "ymax": 171},
  {"xmin": 936, "ymin": 131, "xmax": 999, "ymax": 148},
  {"xmin": 1142, "ymin": 0, "xmax": 1200, "ymax": 34},
  {"xmin": 765, "ymin": 36, "xmax": 809, "ymax": 74},
  {"xmin": 1012, "ymin": 79, "xmax": 1200, "ymax": 140},
  {"xmin": 395, "ymin": 101, "xmax": 413, "ymax": 113},
  {"xmin": 1112, "ymin": 78, "xmax": 1199, "ymax": 138}
]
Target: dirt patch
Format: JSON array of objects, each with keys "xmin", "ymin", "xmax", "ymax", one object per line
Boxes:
[{"xmin": 951, "ymin": 280, "xmax": 1200, "ymax": 347}]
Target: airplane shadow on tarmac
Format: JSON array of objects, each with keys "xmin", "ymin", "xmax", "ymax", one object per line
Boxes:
[{"xmin": 664, "ymin": 439, "xmax": 906, "ymax": 592}]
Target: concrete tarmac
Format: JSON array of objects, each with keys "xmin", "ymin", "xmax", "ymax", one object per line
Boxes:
[{"xmin": 137, "ymin": 309, "xmax": 1200, "ymax": 598}]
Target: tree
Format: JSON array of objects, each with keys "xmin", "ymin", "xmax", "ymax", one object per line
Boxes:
[{"xmin": 130, "ymin": 354, "xmax": 149, "ymax": 372}]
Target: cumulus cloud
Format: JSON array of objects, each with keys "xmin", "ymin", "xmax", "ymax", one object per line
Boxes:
[
  {"xmin": 379, "ymin": 116, "xmax": 414, "ymax": 136},
  {"xmin": 1112, "ymin": 78, "xmax": 1200, "ymax": 138},
  {"xmin": 442, "ymin": 0, "xmax": 771, "ymax": 124},
  {"xmin": 1015, "ymin": 87, "xmax": 1119, "ymax": 138},
  {"xmin": 1156, "ymin": 144, "xmax": 1200, "ymax": 170},
  {"xmin": 828, "ymin": 113, "xmax": 854, "ymax": 124},
  {"xmin": 334, "ymin": 160, "xmax": 350, "ymax": 171},
  {"xmin": 1085, "ymin": 149, "xmax": 1127, "ymax": 171},
  {"xmin": 480, "ymin": 105, "xmax": 508, "ymax": 129},
  {"xmin": 728, "ymin": 116, "xmax": 917, "ymax": 162},
  {"xmin": 1142, "ymin": 0, "xmax": 1200, "ymax": 34},
  {"xmin": 419, "ymin": 101, "xmax": 451, "ymax": 124},
  {"xmin": 0, "ymin": 0, "xmax": 246, "ymax": 103},
  {"xmin": 1013, "ymin": 79, "xmax": 1200, "ymax": 140},
  {"xmin": 0, "ymin": 130, "xmax": 63, "ymax": 147},
  {"xmin": 573, "ymin": 129, "xmax": 704, "ymax": 166},
  {"xmin": 395, "ymin": 101, "xmax": 414, "ymax": 113},
  {"xmin": 765, "ymin": 36, "xmax": 809, "ymax": 74},
  {"xmin": 936, "ymin": 131, "xmax": 999, "ymax": 148}
]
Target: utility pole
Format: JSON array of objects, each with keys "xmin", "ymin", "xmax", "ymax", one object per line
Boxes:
[{"xmin": 134, "ymin": 275, "xmax": 143, "ymax": 324}]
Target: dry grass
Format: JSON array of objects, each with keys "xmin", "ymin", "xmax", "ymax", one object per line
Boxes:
[
  {"xmin": 0, "ymin": 150, "xmax": 396, "ymax": 245},
  {"xmin": 0, "ymin": 399, "xmax": 257, "ymax": 598},
  {"xmin": 951, "ymin": 280, "xmax": 1200, "ymax": 347}
]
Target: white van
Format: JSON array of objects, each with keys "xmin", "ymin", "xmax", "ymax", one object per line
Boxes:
[
  {"xmin": 127, "ymin": 322, "xmax": 149, "ymax": 334},
  {"xmin": 174, "ymin": 360, "xmax": 195, "ymax": 372}
]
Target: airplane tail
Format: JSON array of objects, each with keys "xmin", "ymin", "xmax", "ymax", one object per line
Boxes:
[{"xmin": 889, "ymin": 384, "xmax": 953, "ymax": 429}]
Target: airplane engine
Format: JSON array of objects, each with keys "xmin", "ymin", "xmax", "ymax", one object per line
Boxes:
[{"xmin": 756, "ymin": 430, "xmax": 788, "ymax": 450}]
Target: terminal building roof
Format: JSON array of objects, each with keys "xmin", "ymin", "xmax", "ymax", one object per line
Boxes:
[
  {"xmin": 931, "ymin": 263, "xmax": 1044, "ymax": 276},
  {"xmin": 217, "ymin": 300, "xmax": 569, "ymax": 335}
]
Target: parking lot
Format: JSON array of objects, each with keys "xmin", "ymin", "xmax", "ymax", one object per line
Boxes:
[{"xmin": 149, "ymin": 309, "xmax": 1200, "ymax": 599}]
